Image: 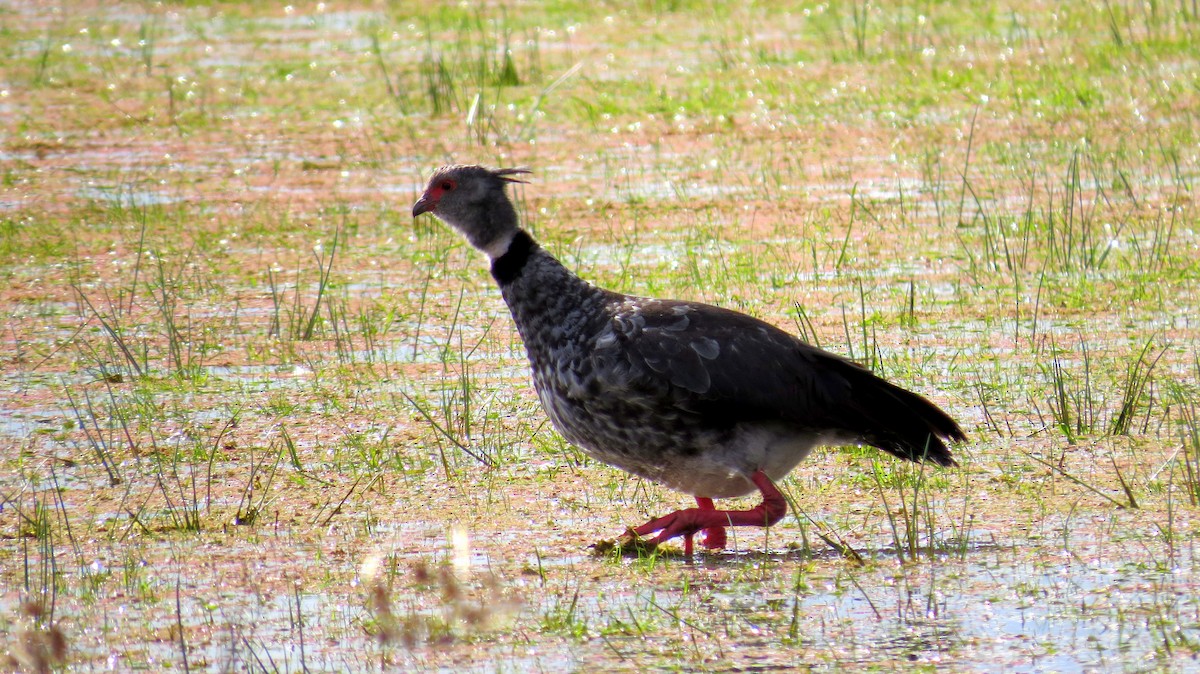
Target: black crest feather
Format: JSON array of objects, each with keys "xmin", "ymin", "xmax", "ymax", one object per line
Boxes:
[{"xmin": 493, "ymin": 167, "xmax": 532, "ymax": 184}]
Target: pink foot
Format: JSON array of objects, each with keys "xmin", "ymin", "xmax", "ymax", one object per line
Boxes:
[{"xmin": 630, "ymin": 470, "xmax": 787, "ymax": 555}]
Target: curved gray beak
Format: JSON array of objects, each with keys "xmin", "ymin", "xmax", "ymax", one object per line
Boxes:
[{"xmin": 412, "ymin": 195, "xmax": 433, "ymax": 218}]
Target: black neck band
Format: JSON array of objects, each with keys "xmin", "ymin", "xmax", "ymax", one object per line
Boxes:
[{"xmin": 490, "ymin": 230, "xmax": 536, "ymax": 284}]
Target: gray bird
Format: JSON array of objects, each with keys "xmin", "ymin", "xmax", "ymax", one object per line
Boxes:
[{"xmin": 413, "ymin": 165, "xmax": 966, "ymax": 555}]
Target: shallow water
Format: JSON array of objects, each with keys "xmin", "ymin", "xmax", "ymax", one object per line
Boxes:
[{"xmin": 2, "ymin": 0, "xmax": 1199, "ymax": 671}]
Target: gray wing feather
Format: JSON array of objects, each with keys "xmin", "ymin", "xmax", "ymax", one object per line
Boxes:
[
  {"xmin": 593, "ymin": 299, "xmax": 846, "ymax": 415},
  {"xmin": 591, "ymin": 298, "xmax": 963, "ymax": 465}
]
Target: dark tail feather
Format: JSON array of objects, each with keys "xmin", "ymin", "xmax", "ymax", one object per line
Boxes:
[{"xmin": 852, "ymin": 372, "xmax": 966, "ymax": 467}]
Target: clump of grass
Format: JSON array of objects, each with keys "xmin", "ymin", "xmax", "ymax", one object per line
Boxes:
[
  {"xmin": 1170, "ymin": 358, "xmax": 1200, "ymax": 506},
  {"xmin": 1037, "ymin": 335, "xmax": 1165, "ymax": 444},
  {"xmin": 871, "ymin": 457, "xmax": 941, "ymax": 562},
  {"xmin": 231, "ymin": 419, "xmax": 289, "ymax": 527},
  {"xmin": 365, "ymin": 555, "xmax": 518, "ymax": 654},
  {"xmin": 69, "ymin": 276, "xmax": 147, "ymax": 382},
  {"xmin": 838, "ymin": 277, "xmax": 882, "ymax": 372},
  {"xmin": 393, "ymin": 288, "xmax": 505, "ymax": 474},
  {"xmin": 1109, "ymin": 339, "xmax": 1167, "ymax": 436},
  {"xmin": 402, "ymin": 8, "xmax": 541, "ymax": 141},
  {"xmin": 146, "ymin": 252, "xmax": 216, "ymax": 380},
  {"xmin": 267, "ymin": 221, "xmax": 343, "ymax": 344},
  {"xmin": 129, "ymin": 413, "xmax": 238, "ymax": 533},
  {"xmin": 955, "ymin": 138, "xmax": 1188, "ymax": 302},
  {"xmin": 62, "ymin": 383, "xmax": 126, "ymax": 486},
  {"xmin": 4, "ymin": 601, "xmax": 68, "ymax": 674},
  {"xmin": 67, "ymin": 202, "xmax": 225, "ymax": 382}
]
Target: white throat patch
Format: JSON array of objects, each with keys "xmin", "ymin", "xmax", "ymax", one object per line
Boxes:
[{"xmin": 483, "ymin": 230, "xmax": 517, "ymax": 260}]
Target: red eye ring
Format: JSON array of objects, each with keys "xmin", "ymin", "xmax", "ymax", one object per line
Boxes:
[{"xmin": 440, "ymin": 180, "xmax": 455, "ymax": 191}]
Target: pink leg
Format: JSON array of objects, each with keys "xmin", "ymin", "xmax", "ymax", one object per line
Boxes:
[
  {"xmin": 632, "ymin": 470, "xmax": 787, "ymax": 553},
  {"xmin": 695, "ymin": 498, "xmax": 727, "ymax": 550}
]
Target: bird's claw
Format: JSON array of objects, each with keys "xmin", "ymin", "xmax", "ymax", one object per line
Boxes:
[{"xmin": 591, "ymin": 529, "xmax": 682, "ymax": 558}]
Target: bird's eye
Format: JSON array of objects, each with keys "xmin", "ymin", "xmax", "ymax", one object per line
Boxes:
[{"xmin": 440, "ymin": 180, "xmax": 455, "ymax": 191}]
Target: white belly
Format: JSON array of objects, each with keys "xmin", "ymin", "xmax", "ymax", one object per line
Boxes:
[{"xmin": 646, "ymin": 426, "xmax": 832, "ymax": 499}]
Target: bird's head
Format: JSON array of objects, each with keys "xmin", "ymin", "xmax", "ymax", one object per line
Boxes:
[{"xmin": 412, "ymin": 164, "xmax": 530, "ymax": 257}]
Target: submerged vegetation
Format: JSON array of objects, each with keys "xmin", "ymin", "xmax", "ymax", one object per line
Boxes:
[{"xmin": 1, "ymin": 0, "xmax": 1198, "ymax": 670}]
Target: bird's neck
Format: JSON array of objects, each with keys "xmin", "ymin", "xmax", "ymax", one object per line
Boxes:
[
  {"xmin": 471, "ymin": 192, "xmax": 521, "ymax": 257},
  {"xmin": 489, "ymin": 229, "xmax": 535, "ymax": 284},
  {"xmin": 493, "ymin": 229, "xmax": 612, "ymax": 348}
]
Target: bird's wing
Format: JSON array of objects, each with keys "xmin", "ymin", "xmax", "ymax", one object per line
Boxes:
[
  {"xmin": 591, "ymin": 298, "xmax": 852, "ymax": 422},
  {"xmin": 590, "ymin": 298, "xmax": 963, "ymax": 464}
]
